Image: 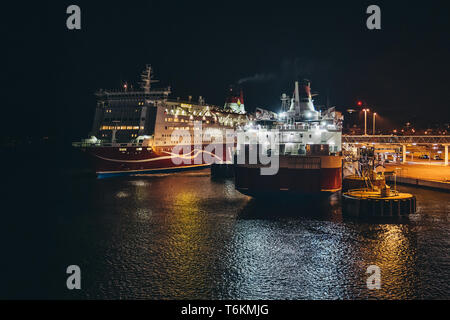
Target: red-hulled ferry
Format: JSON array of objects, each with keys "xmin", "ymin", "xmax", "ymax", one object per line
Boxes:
[
  {"xmin": 73, "ymin": 65, "xmax": 249, "ymax": 178},
  {"xmin": 234, "ymin": 79, "xmax": 343, "ymax": 196}
]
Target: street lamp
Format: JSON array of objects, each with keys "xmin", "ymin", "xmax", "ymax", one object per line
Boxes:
[
  {"xmin": 373, "ymin": 112, "xmax": 377, "ymax": 135},
  {"xmin": 363, "ymin": 108, "xmax": 370, "ymax": 135}
]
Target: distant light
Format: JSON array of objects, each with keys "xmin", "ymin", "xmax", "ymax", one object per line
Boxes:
[{"xmin": 357, "ymin": 101, "xmax": 363, "ymax": 106}]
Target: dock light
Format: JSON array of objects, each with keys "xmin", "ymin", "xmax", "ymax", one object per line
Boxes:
[
  {"xmin": 363, "ymin": 109, "xmax": 370, "ymax": 135},
  {"xmin": 373, "ymin": 112, "xmax": 377, "ymax": 135}
]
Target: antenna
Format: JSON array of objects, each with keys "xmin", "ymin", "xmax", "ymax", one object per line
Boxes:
[
  {"xmin": 280, "ymin": 93, "xmax": 290, "ymax": 112},
  {"xmin": 140, "ymin": 64, "xmax": 159, "ymax": 93}
]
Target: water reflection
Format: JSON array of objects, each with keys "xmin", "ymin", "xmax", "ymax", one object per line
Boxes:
[{"xmin": 53, "ymin": 170, "xmax": 448, "ymax": 299}]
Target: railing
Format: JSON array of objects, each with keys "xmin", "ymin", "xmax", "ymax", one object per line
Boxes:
[
  {"xmin": 72, "ymin": 141, "xmax": 145, "ymax": 148},
  {"xmin": 342, "ymin": 135, "xmax": 450, "ymax": 145}
]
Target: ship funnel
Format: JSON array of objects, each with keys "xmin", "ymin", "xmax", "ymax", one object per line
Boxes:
[
  {"xmin": 288, "ymin": 79, "xmax": 319, "ymax": 121},
  {"xmin": 299, "ymin": 79, "xmax": 315, "ymax": 112}
]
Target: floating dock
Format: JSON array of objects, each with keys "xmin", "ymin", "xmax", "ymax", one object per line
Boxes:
[
  {"xmin": 342, "ymin": 174, "xmax": 386, "ymax": 192},
  {"xmin": 342, "ymin": 189, "xmax": 416, "ymax": 217}
]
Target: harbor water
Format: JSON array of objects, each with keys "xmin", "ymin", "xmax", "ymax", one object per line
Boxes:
[{"xmin": 2, "ymin": 148, "xmax": 449, "ymax": 299}]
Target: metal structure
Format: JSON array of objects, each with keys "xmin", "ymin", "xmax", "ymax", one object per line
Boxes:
[
  {"xmin": 342, "ymin": 135, "xmax": 450, "ymax": 145},
  {"xmin": 342, "ymin": 135, "xmax": 450, "ymax": 166}
]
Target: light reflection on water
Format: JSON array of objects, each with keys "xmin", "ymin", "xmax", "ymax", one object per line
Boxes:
[{"xmin": 58, "ymin": 169, "xmax": 449, "ymax": 299}]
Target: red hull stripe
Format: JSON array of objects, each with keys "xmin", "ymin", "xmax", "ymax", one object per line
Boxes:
[{"xmin": 97, "ymin": 164, "xmax": 210, "ymax": 175}]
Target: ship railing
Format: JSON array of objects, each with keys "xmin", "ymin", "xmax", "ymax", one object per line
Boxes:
[
  {"xmin": 72, "ymin": 141, "xmax": 101, "ymax": 148},
  {"xmin": 72, "ymin": 141, "xmax": 146, "ymax": 148},
  {"xmin": 276, "ymin": 124, "xmax": 311, "ymax": 131}
]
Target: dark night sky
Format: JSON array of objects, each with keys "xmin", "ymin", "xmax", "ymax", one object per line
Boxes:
[{"xmin": 2, "ymin": 0, "xmax": 450, "ymax": 141}]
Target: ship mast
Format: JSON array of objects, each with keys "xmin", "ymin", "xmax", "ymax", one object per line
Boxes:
[{"xmin": 140, "ymin": 64, "xmax": 159, "ymax": 93}]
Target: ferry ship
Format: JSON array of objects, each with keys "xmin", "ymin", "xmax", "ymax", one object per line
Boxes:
[
  {"xmin": 73, "ymin": 65, "xmax": 249, "ymax": 178},
  {"xmin": 234, "ymin": 79, "xmax": 343, "ymax": 196}
]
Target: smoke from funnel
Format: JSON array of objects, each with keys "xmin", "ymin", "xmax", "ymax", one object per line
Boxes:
[{"xmin": 237, "ymin": 73, "xmax": 276, "ymax": 84}]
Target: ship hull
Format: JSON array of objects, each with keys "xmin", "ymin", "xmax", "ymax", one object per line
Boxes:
[
  {"xmin": 80, "ymin": 144, "xmax": 233, "ymax": 178},
  {"xmin": 234, "ymin": 155, "xmax": 343, "ymax": 196}
]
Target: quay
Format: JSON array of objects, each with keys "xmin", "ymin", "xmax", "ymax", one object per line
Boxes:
[{"xmin": 343, "ymin": 135, "xmax": 450, "ymax": 192}]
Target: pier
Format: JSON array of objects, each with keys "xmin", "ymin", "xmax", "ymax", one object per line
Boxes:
[
  {"xmin": 343, "ymin": 135, "xmax": 450, "ymax": 191},
  {"xmin": 342, "ymin": 135, "xmax": 450, "ymax": 166}
]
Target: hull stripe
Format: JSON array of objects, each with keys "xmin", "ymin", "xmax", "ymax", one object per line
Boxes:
[
  {"xmin": 97, "ymin": 164, "xmax": 211, "ymax": 177},
  {"xmin": 93, "ymin": 148, "xmax": 224, "ymax": 163}
]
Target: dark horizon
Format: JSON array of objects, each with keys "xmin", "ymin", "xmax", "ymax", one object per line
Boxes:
[{"xmin": 2, "ymin": 1, "xmax": 450, "ymax": 142}]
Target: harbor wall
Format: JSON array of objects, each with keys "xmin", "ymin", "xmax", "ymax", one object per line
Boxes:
[{"xmin": 385, "ymin": 176, "xmax": 450, "ymax": 192}]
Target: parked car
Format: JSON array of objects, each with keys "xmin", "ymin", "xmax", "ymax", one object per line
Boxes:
[
  {"xmin": 434, "ymin": 155, "xmax": 443, "ymax": 160},
  {"xmin": 419, "ymin": 154, "xmax": 429, "ymax": 159}
]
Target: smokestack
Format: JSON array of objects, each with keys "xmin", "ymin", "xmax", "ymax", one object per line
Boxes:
[{"xmin": 294, "ymin": 81, "xmax": 300, "ymax": 113}]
